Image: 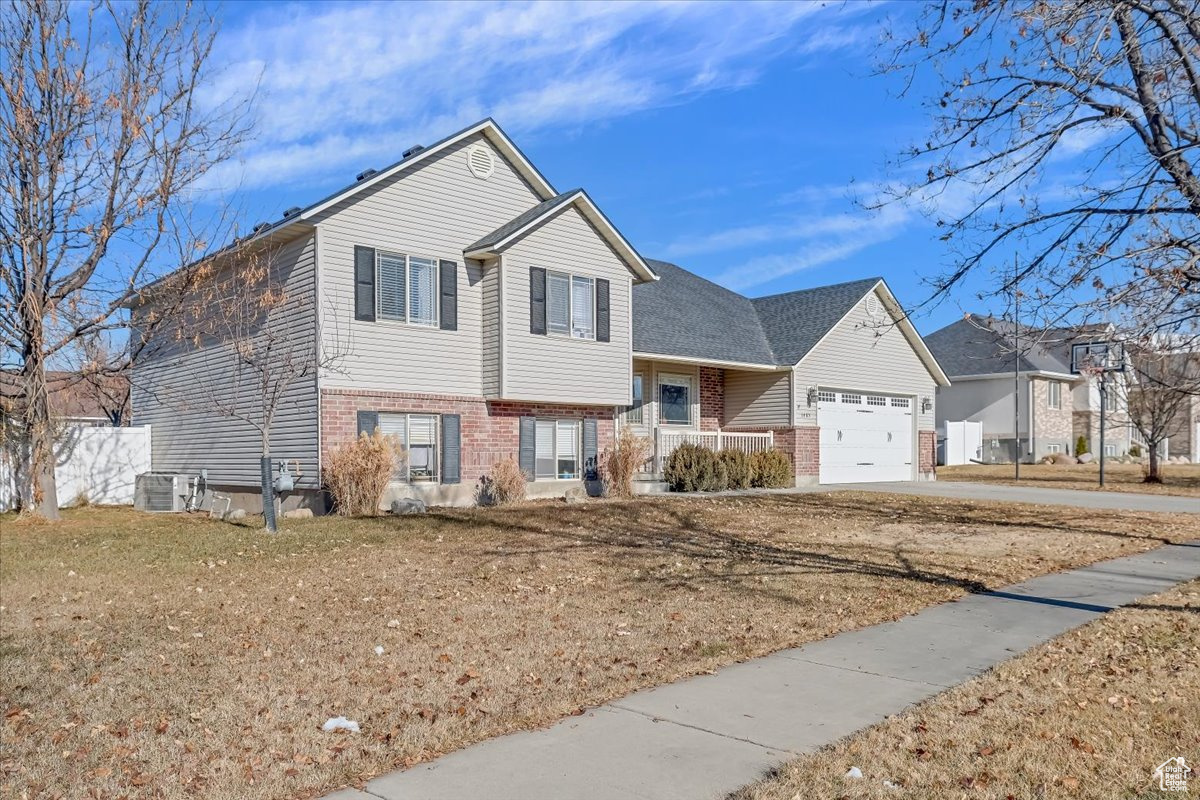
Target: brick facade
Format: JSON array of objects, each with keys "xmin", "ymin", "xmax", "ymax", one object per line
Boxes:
[
  {"xmin": 919, "ymin": 429, "xmax": 936, "ymax": 477},
  {"xmin": 321, "ymin": 389, "xmax": 615, "ymax": 487},
  {"xmin": 699, "ymin": 367, "xmax": 724, "ymax": 432}
]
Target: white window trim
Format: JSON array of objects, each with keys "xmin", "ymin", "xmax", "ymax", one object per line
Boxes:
[
  {"xmin": 376, "ymin": 250, "xmax": 441, "ymax": 328},
  {"xmin": 1047, "ymin": 380, "xmax": 1062, "ymax": 410},
  {"xmin": 545, "ymin": 269, "xmax": 596, "ymax": 341},
  {"xmin": 378, "ymin": 412, "xmax": 439, "ymax": 483},
  {"xmin": 658, "ymin": 372, "xmax": 694, "ymax": 427},
  {"xmin": 534, "ymin": 418, "xmax": 582, "ymax": 481},
  {"xmin": 1046, "ymin": 443, "xmax": 1061, "ymax": 453}
]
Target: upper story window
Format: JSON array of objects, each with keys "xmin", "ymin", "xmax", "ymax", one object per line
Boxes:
[
  {"xmin": 377, "ymin": 251, "xmax": 439, "ymax": 327},
  {"xmin": 546, "ymin": 271, "xmax": 595, "ymax": 339},
  {"xmin": 1103, "ymin": 387, "xmax": 1117, "ymax": 412},
  {"xmin": 1047, "ymin": 381, "xmax": 1062, "ymax": 409}
]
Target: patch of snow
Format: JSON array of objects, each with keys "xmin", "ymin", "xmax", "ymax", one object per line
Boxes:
[
  {"xmin": 845, "ymin": 766, "xmax": 863, "ymax": 779},
  {"xmin": 322, "ymin": 716, "xmax": 360, "ymax": 733}
]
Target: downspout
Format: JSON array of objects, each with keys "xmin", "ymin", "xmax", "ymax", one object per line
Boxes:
[{"xmin": 1027, "ymin": 377, "xmax": 1036, "ymax": 461}]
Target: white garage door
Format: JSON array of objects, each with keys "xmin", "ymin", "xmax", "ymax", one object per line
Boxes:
[{"xmin": 818, "ymin": 391, "xmax": 914, "ymax": 483}]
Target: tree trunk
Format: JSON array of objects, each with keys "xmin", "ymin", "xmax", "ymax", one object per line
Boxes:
[
  {"xmin": 21, "ymin": 350, "xmax": 60, "ymax": 519},
  {"xmin": 1146, "ymin": 441, "xmax": 1162, "ymax": 483}
]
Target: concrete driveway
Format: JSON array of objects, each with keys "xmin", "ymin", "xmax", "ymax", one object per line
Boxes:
[{"xmin": 822, "ymin": 480, "xmax": 1200, "ymax": 514}]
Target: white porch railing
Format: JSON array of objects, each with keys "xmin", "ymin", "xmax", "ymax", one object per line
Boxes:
[{"xmin": 654, "ymin": 429, "xmax": 774, "ymax": 474}]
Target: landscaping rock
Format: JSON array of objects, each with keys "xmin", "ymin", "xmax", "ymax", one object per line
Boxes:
[
  {"xmin": 390, "ymin": 498, "xmax": 427, "ymax": 515},
  {"xmin": 283, "ymin": 508, "xmax": 313, "ymax": 519},
  {"xmin": 227, "ymin": 508, "xmax": 247, "ymax": 522},
  {"xmin": 564, "ymin": 486, "xmax": 588, "ymax": 504},
  {"xmin": 1077, "ymin": 452, "xmax": 1095, "ymax": 464}
]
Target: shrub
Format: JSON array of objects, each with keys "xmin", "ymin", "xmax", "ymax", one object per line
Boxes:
[
  {"xmin": 477, "ymin": 456, "xmax": 527, "ymax": 506},
  {"xmin": 750, "ymin": 449, "xmax": 793, "ymax": 488},
  {"xmin": 1129, "ymin": 443, "xmax": 1142, "ymax": 457},
  {"xmin": 1075, "ymin": 435, "xmax": 1089, "ymax": 456},
  {"xmin": 719, "ymin": 449, "xmax": 753, "ymax": 490},
  {"xmin": 664, "ymin": 442, "xmax": 723, "ymax": 492},
  {"xmin": 324, "ymin": 432, "xmax": 403, "ymax": 516},
  {"xmin": 601, "ymin": 427, "xmax": 652, "ymax": 498}
]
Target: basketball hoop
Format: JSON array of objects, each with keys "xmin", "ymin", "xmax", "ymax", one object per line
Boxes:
[{"xmin": 1070, "ymin": 340, "xmax": 1125, "ymax": 375}]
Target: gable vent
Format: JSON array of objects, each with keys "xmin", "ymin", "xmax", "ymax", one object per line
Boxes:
[
  {"xmin": 864, "ymin": 294, "xmax": 883, "ymax": 319},
  {"xmin": 356, "ymin": 168, "xmax": 378, "ymax": 182},
  {"xmin": 466, "ymin": 144, "xmax": 495, "ymax": 180}
]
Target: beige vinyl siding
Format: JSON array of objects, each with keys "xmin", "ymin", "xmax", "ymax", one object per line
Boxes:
[
  {"xmin": 793, "ymin": 287, "xmax": 939, "ymax": 429},
  {"xmin": 481, "ymin": 260, "xmax": 501, "ymax": 397},
  {"xmin": 724, "ymin": 370, "xmax": 791, "ymax": 427},
  {"xmin": 313, "ymin": 133, "xmax": 543, "ymax": 396},
  {"xmin": 131, "ymin": 232, "xmax": 320, "ymax": 488},
  {"xmin": 502, "ymin": 206, "xmax": 634, "ymax": 406}
]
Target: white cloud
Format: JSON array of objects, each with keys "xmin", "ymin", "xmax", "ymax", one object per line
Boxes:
[
  {"xmin": 202, "ymin": 0, "xmax": 869, "ymax": 192},
  {"xmin": 712, "ymin": 203, "xmax": 912, "ymax": 290}
]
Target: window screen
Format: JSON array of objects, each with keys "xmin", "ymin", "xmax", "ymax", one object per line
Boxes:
[
  {"xmin": 571, "ymin": 276, "xmax": 594, "ymax": 339},
  {"xmin": 409, "ymin": 257, "xmax": 438, "ymax": 326}
]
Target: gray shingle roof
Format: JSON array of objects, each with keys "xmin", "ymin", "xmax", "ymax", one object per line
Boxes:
[
  {"xmin": 751, "ymin": 277, "xmax": 884, "ymax": 366},
  {"xmin": 632, "ymin": 261, "xmax": 882, "ymax": 366},
  {"xmin": 924, "ymin": 315, "xmax": 1107, "ymax": 377},
  {"xmin": 466, "ymin": 189, "xmax": 580, "ymax": 253},
  {"xmin": 634, "ymin": 260, "xmax": 777, "ymax": 364}
]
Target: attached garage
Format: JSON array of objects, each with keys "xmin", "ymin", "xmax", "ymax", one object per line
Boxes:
[{"xmin": 817, "ymin": 391, "xmax": 915, "ymax": 484}]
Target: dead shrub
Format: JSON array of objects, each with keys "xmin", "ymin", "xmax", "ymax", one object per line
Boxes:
[
  {"xmin": 601, "ymin": 427, "xmax": 652, "ymax": 498},
  {"xmin": 665, "ymin": 442, "xmax": 727, "ymax": 492},
  {"xmin": 324, "ymin": 432, "xmax": 403, "ymax": 516},
  {"xmin": 719, "ymin": 449, "xmax": 753, "ymax": 490},
  {"xmin": 478, "ymin": 456, "xmax": 527, "ymax": 506},
  {"xmin": 750, "ymin": 449, "xmax": 793, "ymax": 488}
]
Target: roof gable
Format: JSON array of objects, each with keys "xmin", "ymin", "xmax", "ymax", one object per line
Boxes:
[
  {"xmin": 752, "ymin": 278, "xmax": 883, "ymax": 365},
  {"xmin": 466, "ymin": 189, "xmax": 657, "ymax": 282}
]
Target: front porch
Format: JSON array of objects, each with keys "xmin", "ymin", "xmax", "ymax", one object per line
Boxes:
[{"xmin": 624, "ymin": 357, "xmax": 796, "ymax": 483}]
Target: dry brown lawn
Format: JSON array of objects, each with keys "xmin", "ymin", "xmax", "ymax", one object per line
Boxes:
[
  {"xmin": 734, "ymin": 579, "xmax": 1200, "ymax": 800},
  {"xmin": 939, "ymin": 462, "xmax": 1200, "ymax": 497},
  {"xmin": 1, "ymin": 494, "xmax": 1196, "ymax": 800}
]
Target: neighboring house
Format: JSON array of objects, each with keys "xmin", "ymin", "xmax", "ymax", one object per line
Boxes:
[
  {"xmin": 1139, "ymin": 352, "xmax": 1200, "ymax": 462},
  {"xmin": 0, "ymin": 370, "xmax": 129, "ymax": 426},
  {"xmin": 131, "ymin": 119, "xmax": 949, "ymax": 511},
  {"xmin": 926, "ymin": 316, "xmax": 1135, "ymax": 462}
]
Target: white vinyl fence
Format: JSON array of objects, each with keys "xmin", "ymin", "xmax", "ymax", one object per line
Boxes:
[
  {"xmin": 940, "ymin": 420, "xmax": 983, "ymax": 466},
  {"xmin": 0, "ymin": 424, "xmax": 151, "ymax": 511}
]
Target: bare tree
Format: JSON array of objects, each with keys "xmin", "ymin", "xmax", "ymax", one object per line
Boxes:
[
  {"xmin": 879, "ymin": 1, "xmax": 1199, "ymax": 339},
  {"xmin": 135, "ymin": 238, "xmax": 351, "ymax": 531},
  {"xmin": 0, "ymin": 0, "xmax": 250, "ymax": 518},
  {"xmin": 1124, "ymin": 346, "xmax": 1200, "ymax": 481}
]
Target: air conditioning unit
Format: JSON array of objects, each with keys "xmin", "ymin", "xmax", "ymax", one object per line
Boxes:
[{"xmin": 134, "ymin": 473, "xmax": 192, "ymax": 512}]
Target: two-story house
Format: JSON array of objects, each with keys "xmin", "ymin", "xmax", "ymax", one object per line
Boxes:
[
  {"xmin": 926, "ymin": 315, "xmax": 1134, "ymax": 462},
  {"xmin": 131, "ymin": 119, "xmax": 949, "ymax": 511}
]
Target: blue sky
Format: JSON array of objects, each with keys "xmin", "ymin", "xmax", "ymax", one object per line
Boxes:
[{"xmin": 203, "ymin": 0, "xmax": 1000, "ymax": 336}]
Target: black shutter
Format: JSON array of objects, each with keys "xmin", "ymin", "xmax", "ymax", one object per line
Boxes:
[
  {"xmin": 595, "ymin": 279, "xmax": 610, "ymax": 343},
  {"xmin": 583, "ymin": 418, "xmax": 598, "ymax": 480},
  {"xmin": 354, "ymin": 246, "xmax": 376, "ymax": 322},
  {"xmin": 529, "ymin": 267, "xmax": 547, "ymax": 335},
  {"xmin": 518, "ymin": 416, "xmax": 536, "ymax": 481},
  {"xmin": 440, "ymin": 413, "xmax": 461, "ymax": 484},
  {"xmin": 439, "ymin": 260, "xmax": 458, "ymax": 331},
  {"xmin": 356, "ymin": 410, "xmax": 379, "ymax": 437}
]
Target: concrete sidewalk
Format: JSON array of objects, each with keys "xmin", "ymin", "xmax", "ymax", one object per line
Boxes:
[
  {"xmin": 820, "ymin": 480, "xmax": 1200, "ymax": 514},
  {"xmin": 325, "ymin": 543, "xmax": 1200, "ymax": 800}
]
